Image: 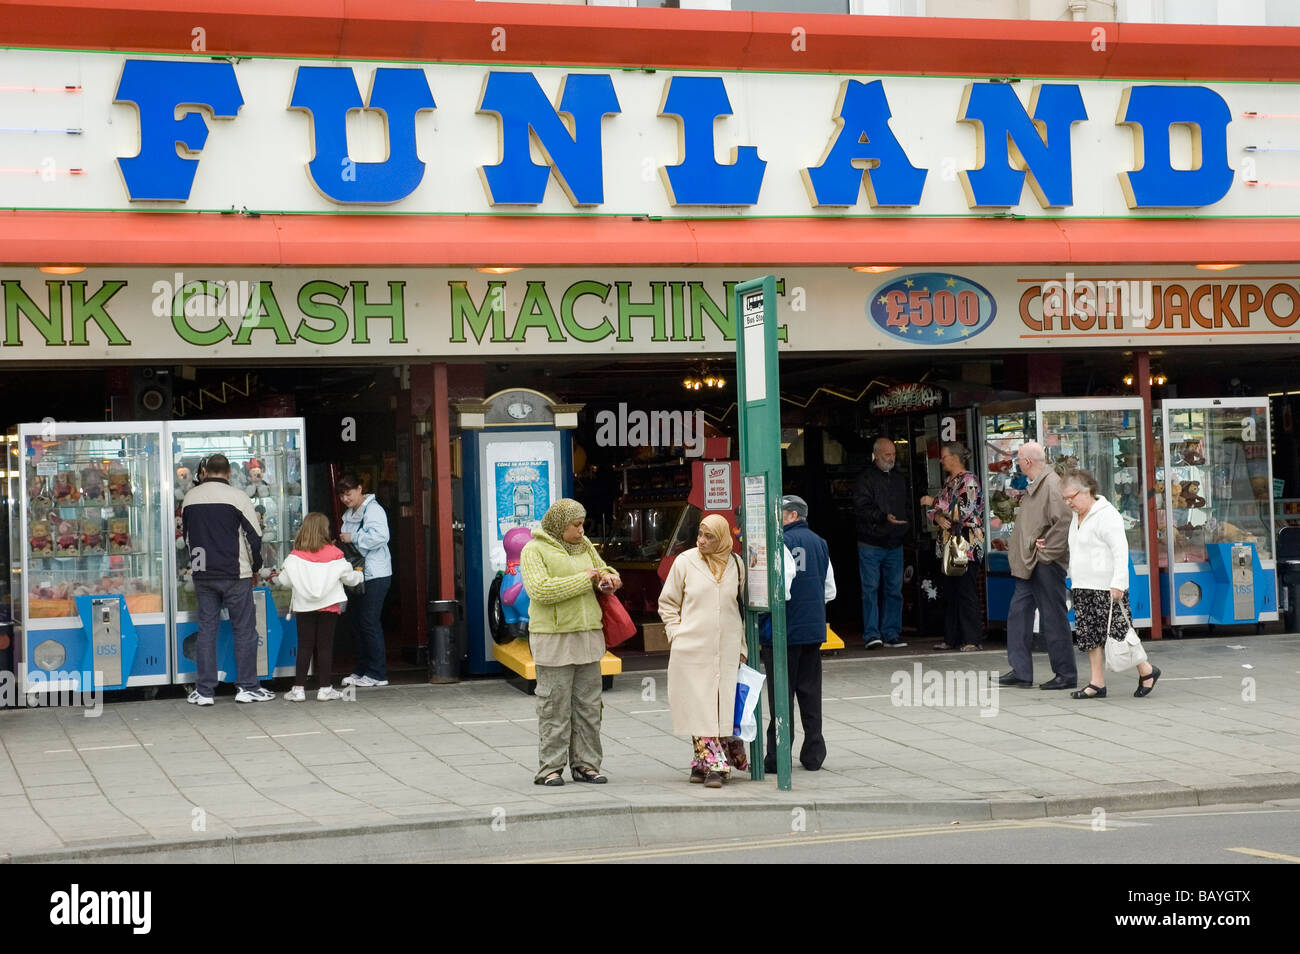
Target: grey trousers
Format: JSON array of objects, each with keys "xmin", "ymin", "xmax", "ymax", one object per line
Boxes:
[
  {"xmin": 1006, "ymin": 561, "xmax": 1077, "ymax": 683},
  {"xmin": 195, "ymin": 577, "xmax": 259, "ymax": 696},
  {"xmin": 534, "ymin": 662, "xmax": 603, "ymax": 780}
]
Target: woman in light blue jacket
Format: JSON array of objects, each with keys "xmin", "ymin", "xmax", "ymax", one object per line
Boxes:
[{"xmin": 337, "ymin": 473, "xmax": 393, "ymax": 687}]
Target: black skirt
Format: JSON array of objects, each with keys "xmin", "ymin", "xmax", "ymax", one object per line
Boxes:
[{"xmin": 1071, "ymin": 588, "xmax": 1131, "ymax": 651}]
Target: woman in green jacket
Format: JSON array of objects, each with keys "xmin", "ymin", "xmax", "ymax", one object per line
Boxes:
[{"xmin": 519, "ymin": 499, "xmax": 621, "ymax": 786}]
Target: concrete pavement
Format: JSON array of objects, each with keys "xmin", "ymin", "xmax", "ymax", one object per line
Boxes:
[{"xmin": 2, "ymin": 634, "xmax": 1298, "ymax": 862}]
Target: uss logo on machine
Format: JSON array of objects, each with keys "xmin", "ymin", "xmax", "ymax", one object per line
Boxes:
[{"xmin": 868, "ymin": 273, "xmax": 997, "ymax": 345}]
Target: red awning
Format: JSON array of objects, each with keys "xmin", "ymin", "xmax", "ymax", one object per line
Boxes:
[{"xmin": 1, "ymin": 211, "xmax": 1297, "ymax": 268}]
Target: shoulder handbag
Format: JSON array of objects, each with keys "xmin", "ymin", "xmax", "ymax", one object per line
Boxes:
[
  {"xmin": 733, "ymin": 553, "xmax": 747, "ymax": 615},
  {"xmin": 599, "ymin": 591, "xmax": 636, "ymax": 648},
  {"xmin": 1103, "ymin": 598, "xmax": 1147, "ymax": 672},
  {"xmin": 338, "ymin": 501, "xmax": 370, "ymax": 596},
  {"xmin": 940, "ymin": 504, "xmax": 972, "ymax": 577}
]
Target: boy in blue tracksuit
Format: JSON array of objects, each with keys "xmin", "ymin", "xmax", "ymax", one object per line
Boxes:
[{"xmin": 761, "ymin": 495, "xmax": 836, "ymax": 772}]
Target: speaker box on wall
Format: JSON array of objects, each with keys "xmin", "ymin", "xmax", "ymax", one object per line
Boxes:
[{"xmin": 132, "ymin": 367, "xmax": 173, "ymax": 419}]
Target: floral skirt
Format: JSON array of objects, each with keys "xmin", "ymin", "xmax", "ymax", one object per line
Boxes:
[
  {"xmin": 1072, "ymin": 588, "xmax": 1131, "ymax": 651},
  {"xmin": 692, "ymin": 736, "xmax": 749, "ymax": 776}
]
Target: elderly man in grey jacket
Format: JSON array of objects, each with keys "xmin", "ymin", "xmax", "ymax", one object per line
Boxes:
[{"xmin": 1000, "ymin": 441, "xmax": 1076, "ymax": 690}]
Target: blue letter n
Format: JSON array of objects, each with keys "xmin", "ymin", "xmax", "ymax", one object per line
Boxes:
[
  {"xmin": 958, "ymin": 82, "xmax": 1087, "ymax": 208},
  {"xmin": 478, "ymin": 72, "xmax": 621, "ymax": 206}
]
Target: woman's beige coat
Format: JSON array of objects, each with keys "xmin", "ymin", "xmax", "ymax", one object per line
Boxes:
[{"xmin": 658, "ymin": 548, "xmax": 745, "ymax": 738}]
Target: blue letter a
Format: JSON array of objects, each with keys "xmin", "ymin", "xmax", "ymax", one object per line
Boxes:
[
  {"xmin": 115, "ymin": 60, "xmax": 243, "ymax": 201},
  {"xmin": 478, "ymin": 72, "xmax": 621, "ymax": 206},
  {"xmin": 958, "ymin": 82, "xmax": 1087, "ymax": 208},
  {"xmin": 290, "ymin": 67, "xmax": 436, "ymax": 205},
  {"xmin": 802, "ymin": 80, "xmax": 926, "ymax": 208}
]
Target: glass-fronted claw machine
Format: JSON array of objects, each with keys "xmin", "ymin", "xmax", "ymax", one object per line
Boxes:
[
  {"xmin": 16, "ymin": 422, "xmax": 170, "ymax": 693},
  {"xmin": 1157, "ymin": 399, "xmax": 1277, "ymax": 630},
  {"xmin": 167, "ymin": 420, "xmax": 307, "ymax": 684},
  {"xmin": 1037, "ymin": 399, "xmax": 1153, "ymax": 627},
  {"xmin": 978, "ymin": 402, "xmax": 1036, "ymax": 622}
]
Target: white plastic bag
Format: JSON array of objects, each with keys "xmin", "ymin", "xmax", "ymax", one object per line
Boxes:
[{"xmin": 734, "ymin": 663, "xmax": 766, "ymax": 742}]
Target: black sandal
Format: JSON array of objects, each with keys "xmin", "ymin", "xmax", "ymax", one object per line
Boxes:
[
  {"xmin": 571, "ymin": 766, "xmax": 608, "ymax": 784},
  {"xmin": 1070, "ymin": 684, "xmax": 1107, "ymax": 699},
  {"xmin": 1135, "ymin": 665, "xmax": 1161, "ymax": 698},
  {"xmin": 535, "ymin": 771, "xmax": 564, "ymax": 786}
]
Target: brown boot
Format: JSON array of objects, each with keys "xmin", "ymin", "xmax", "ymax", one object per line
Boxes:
[{"xmin": 704, "ymin": 771, "xmax": 724, "ymax": 789}]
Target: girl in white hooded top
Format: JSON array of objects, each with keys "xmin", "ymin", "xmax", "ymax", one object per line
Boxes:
[{"xmin": 275, "ymin": 513, "xmax": 364, "ymax": 702}]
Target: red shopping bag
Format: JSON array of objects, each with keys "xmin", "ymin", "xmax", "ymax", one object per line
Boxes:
[{"xmin": 599, "ymin": 592, "xmax": 636, "ymax": 648}]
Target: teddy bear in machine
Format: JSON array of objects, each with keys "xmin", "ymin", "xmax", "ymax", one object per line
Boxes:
[
  {"xmin": 55, "ymin": 519, "xmax": 79, "ymax": 555},
  {"xmin": 108, "ymin": 467, "xmax": 132, "ymax": 504},
  {"xmin": 80, "ymin": 516, "xmax": 105, "ymax": 554},
  {"xmin": 29, "ymin": 520, "xmax": 53, "ymax": 556},
  {"xmin": 80, "ymin": 462, "xmax": 106, "ymax": 503},
  {"xmin": 109, "ymin": 517, "xmax": 132, "ymax": 554},
  {"xmin": 54, "ymin": 470, "xmax": 79, "ymax": 504},
  {"xmin": 1178, "ymin": 480, "xmax": 1206, "ymax": 509}
]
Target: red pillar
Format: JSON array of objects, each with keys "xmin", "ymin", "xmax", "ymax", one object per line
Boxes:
[{"xmin": 1137, "ymin": 351, "xmax": 1163, "ymax": 640}]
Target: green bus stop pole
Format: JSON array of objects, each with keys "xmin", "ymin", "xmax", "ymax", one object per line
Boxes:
[{"xmin": 734, "ymin": 276, "xmax": 791, "ymax": 792}]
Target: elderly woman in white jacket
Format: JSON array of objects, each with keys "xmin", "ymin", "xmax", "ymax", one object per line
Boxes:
[{"xmin": 1062, "ymin": 469, "xmax": 1160, "ymax": 700}]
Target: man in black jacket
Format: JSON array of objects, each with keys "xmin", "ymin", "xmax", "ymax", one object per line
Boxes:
[
  {"xmin": 854, "ymin": 437, "xmax": 909, "ymax": 648},
  {"xmin": 181, "ymin": 453, "xmax": 272, "ymax": 705},
  {"xmin": 761, "ymin": 495, "xmax": 836, "ymax": 773}
]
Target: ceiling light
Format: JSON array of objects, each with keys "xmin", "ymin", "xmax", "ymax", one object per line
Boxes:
[
  {"xmin": 476, "ymin": 266, "xmax": 521, "ymax": 275},
  {"xmin": 1195, "ymin": 264, "xmax": 1242, "ymax": 271},
  {"xmin": 852, "ymin": 265, "xmax": 899, "ymax": 274},
  {"xmin": 39, "ymin": 265, "xmax": 85, "ymax": 275}
]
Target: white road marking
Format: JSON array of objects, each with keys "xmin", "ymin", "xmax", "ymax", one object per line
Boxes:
[{"xmin": 43, "ymin": 743, "xmax": 154, "ymax": 754}]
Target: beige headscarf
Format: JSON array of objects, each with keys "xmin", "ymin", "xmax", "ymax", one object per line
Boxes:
[
  {"xmin": 540, "ymin": 498, "xmax": 588, "ymax": 555},
  {"xmin": 697, "ymin": 513, "xmax": 734, "ymax": 582}
]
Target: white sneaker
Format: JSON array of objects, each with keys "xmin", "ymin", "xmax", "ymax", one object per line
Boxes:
[
  {"xmin": 235, "ymin": 686, "xmax": 276, "ymax": 703},
  {"xmin": 884, "ymin": 640, "xmax": 909, "ymax": 649},
  {"xmin": 187, "ymin": 689, "xmax": 214, "ymax": 707},
  {"xmin": 285, "ymin": 687, "xmax": 306, "ymax": 702},
  {"xmin": 317, "ymin": 686, "xmax": 343, "ymax": 701},
  {"xmin": 345, "ymin": 675, "xmax": 387, "ymax": 687},
  {"xmin": 341, "ymin": 673, "xmax": 363, "ymax": 686}
]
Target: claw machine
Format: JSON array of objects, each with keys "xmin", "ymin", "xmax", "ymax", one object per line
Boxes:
[
  {"xmin": 1037, "ymin": 399, "xmax": 1153, "ymax": 627},
  {"xmin": 978, "ymin": 402, "xmax": 1036, "ymax": 622},
  {"xmin": 16, "ymin": 422, "xmax": 170, "ymax": 693},
  {"xmin": 1157, "ymin": 399, "xmax": 1277, "ymax": 629},
  {"xmin": 167, "ymin": 420, "xmax": 307, "ymax": 684}
]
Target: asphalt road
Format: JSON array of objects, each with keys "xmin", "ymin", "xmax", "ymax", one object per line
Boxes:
[{"xmin": 500, "ymin": 804, "xmax": 1300, "ymax": 865}]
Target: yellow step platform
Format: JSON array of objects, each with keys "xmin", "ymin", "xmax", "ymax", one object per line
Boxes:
[
  {"xmin": 492, "ymin": 637, "xmax": 623, "ymax": 681},
  {"xmin": 821, "ymin": 625, "xmax": 845, "ymax": 652}
]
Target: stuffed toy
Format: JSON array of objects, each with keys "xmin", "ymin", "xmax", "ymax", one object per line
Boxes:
[
  {"xmin": 54, "ymin": 471, "xmax": 79, "ymax": 504},
  {"xmin": 108, "ymin": 467, "xmax": 132, "ymax": 504},
  {"xmin": 109, "ymin": 517, "xmax": 132, "ymax": 554},
  {"xmin": 1178, "ymin": 481, "xmax": 1206, "ymax": 509},
  {"xmin": 56, "ymin": 519, "xmax": 79, "ymax": 555},
  {"xmin": 1181, "ymin": 441, "xmax": 1206, "ymax": 466},
  {"xmin": 245, "ymin": 458, "xmax": 270, "ymax": 498},
  {"xmin": 80, "ymin": 517, "xmax": 105, "ymax": 554},
  {"xmin": 80, "ymin": 462, "xmax": 106, "ymax": 502},
  {"xmin": 30, "ymin": 476, "xmax": 53, "ymax": 512},
  {"xmin": 175, "ymin": 465, "xmax": 194, "ymax": 501},
  {"xmin": 29, "ymin": 520, "xmax": 52, "ymax": 556}
]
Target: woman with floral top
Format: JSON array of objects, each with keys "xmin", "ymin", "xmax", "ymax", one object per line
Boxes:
[{"xmin": 921, "ymin": 441, "xmax": 986, "ymax": 652}]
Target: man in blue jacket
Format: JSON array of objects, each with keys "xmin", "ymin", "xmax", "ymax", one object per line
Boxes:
[
  {"xmin": 181, "ymin": 453, "xmax": 272, "ymax": 705},
  {"xmin": 761, "ymin": 495, "xmax": 836, "ymax": 773}
]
